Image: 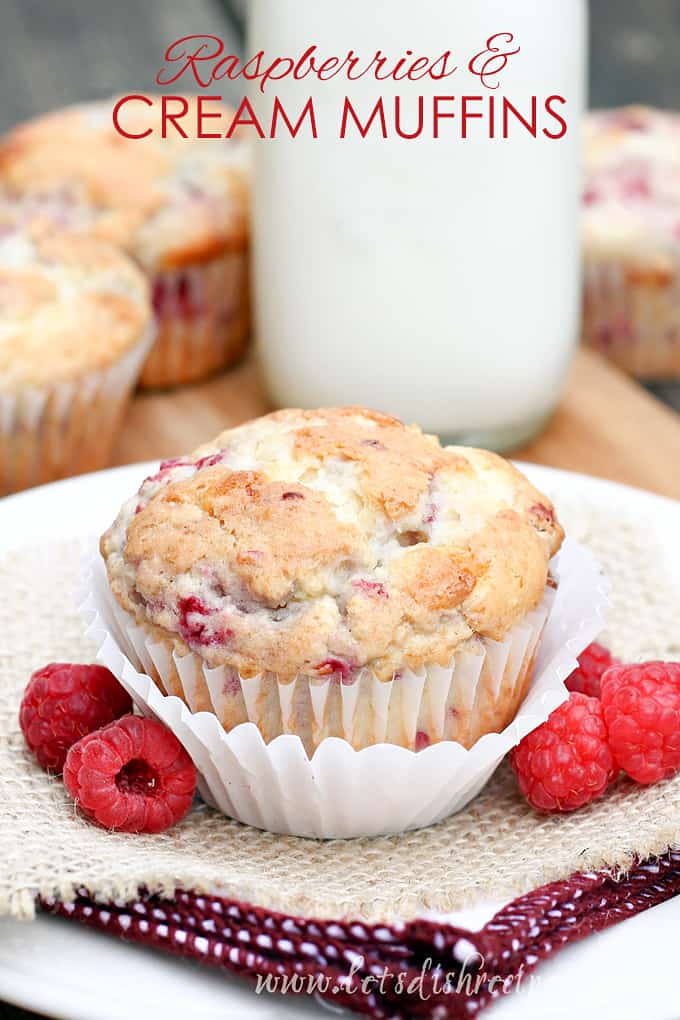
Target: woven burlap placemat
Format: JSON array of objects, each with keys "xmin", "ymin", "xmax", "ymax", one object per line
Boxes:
[{"xmin": 2, "ymin": 486, "xmax": 680, "ymax": 923}]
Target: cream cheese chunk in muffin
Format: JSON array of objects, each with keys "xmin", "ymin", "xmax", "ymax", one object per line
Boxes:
[{"xmin": 101, "ymin": 408, "xmax": 563, "ymax": 682}]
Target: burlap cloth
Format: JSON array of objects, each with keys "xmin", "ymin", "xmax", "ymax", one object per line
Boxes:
[{"xmin": 2, "ymin": 487, "xmax": 679, "ymax": 923}]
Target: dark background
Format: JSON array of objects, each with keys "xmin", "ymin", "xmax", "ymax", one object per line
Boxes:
[
  {"xmin": 1, "ymin": 0, "xmax": 679, "ymax": 131},
  {"xmin": 0, "ymin": 1, "xmax": 679, "ymax": 1017}
]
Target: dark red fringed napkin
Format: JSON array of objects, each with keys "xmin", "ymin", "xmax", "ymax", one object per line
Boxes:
[{"xmin": 41, "ymin": 848, "xmax": 680, "ymax": 1019}]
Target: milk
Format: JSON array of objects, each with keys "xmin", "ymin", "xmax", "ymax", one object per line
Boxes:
[{"xmin": 249, "ymin": 0, "xmax": 587, "ymax": 447}]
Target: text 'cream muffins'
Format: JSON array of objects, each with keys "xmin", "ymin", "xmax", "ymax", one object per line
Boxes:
[
  {"xmin": 0, "ymin": 96, "xmax": 250, "ymax": 388},
  {"xmin": 99, "ymin": 407, "xmax": 563, "ymax": 756},
  {"xmin": 583, "ymin": 105, "xmax": 680, "ymax": 379},
  {"xmin": 0, "ymin": 215, "xmax": 152, "ymax": 495}
]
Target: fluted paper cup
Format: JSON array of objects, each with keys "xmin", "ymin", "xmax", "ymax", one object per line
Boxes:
[
  {"xmin": 92, "ymin": 587, "xmax": 553, "ymax": 757},
  {"xmin": 582, "ymin": 255, "xmax": 680, "ymax": 379},
  {"xmin": 80, "ymin": 538, "xmax": 608, "ymax": 839},
  {"xmin": 0, "ymin": 323, "xmax": 155, "ymax": 496},
  {"xmin": 140, "ymin": 252, "xmax": 249, "ymax": 388}
]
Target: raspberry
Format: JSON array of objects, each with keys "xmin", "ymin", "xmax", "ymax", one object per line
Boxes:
[
  {"xmin": 565, "ymin": 642, "xmax": 618, "ymax": 699},
  {"xmin": 177, "ymin": 596, "xmax": 233, "ymax": 648},
  {"xmin": 19, "ymin": 663, "xmax": 133, "ymax": 773},
  {"xmin": 511, "ymin": 693, "xmax": 616, "ymax": 812},
  {"xmin": 601, "ymin": 662, "xmax": 680, "ymax": 785},
  {"xmin": 63, "ymin": 715, "xmax": 196, "ymax": 833},
  {"xmin": 315, "ymin": 658, "xmax": 356, "ymax": 682}
]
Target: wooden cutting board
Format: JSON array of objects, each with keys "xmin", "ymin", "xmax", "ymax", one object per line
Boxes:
[{"xmin": 112, "ymin": 347, "xmax": 680, "ymax": 502}]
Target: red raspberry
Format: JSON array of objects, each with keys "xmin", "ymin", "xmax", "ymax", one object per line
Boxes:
[
  {"xmin": 19, "ymin": 663, "xmax": 133, "ymax": 773},
  {"xmin": 601, "ymin": 662, "xmax": 680, "ymax": 785},
  {"xmin": 565, "ymin": 642, "xmax": 618, "ymax": 699},
  {"xmin": 63, "ymin": 715, "xmax": 196, "ymax": 833},
  {"xmin": 511, "ymin": 693, "xmax": 616, "ymax": 812}
]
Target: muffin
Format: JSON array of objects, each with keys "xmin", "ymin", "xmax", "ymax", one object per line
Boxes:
[
  {"xmin": 100, "ymin": 408, "xmax": 563, "ymax": 755},
  {"xmin": 582, "ymin": 105, "xmax": 680, "ymax": 378},
  {"xmin": 0, "ymin": 212, "xmax": 152, "ymax": 495},
  {"xmin": 0, "ymin": 96, "xmax": 249, "ymax": 388}
]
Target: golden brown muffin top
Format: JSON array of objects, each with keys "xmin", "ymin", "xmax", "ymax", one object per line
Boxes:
[
  {"xmin": 0, "ymin": 97, "xmax": 249, "ymax": 270},
  {"xmin": 101, "ymin": 408, "xmax": 563, "ymax": 681},
  {"xmin": 0, "ymin": 211, "xmax": 151, "ymax": 390}
]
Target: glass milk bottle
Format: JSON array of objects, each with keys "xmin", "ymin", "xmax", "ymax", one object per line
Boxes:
[{"xmin": 249, "ymin": 0, "xmax": 587, "ymax": 449}]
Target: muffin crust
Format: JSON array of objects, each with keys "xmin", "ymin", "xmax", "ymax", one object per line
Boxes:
[
  {"xmin": 101, "ymin": 408, "xmax": 563, "ymax": 681},
  {"xmin": 0, "ymin": 216, "xmax": 151, "ymax": 390},
  {"xmin": 0, "ymin": 97, "xmax": 248, "ymax": 271},
  {"xmin": 584, "ymin": 106, "xmax": 680, "ymax": 264}
]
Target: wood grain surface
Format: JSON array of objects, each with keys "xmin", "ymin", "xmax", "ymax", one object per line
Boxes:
[{"xmin": 112, "ymin": 347, "xmax": 680, "ymax": 502}]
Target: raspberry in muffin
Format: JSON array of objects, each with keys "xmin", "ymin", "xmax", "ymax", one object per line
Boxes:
[
  {"xmin": 0, "ymin": 210, "xmax": 152, "ymax": 494},
  {"xmin": 0, "ymin": 96, "xmax": 249, "ymax": 388},
  {"xmin": 583, "ymin": 105, "xmax": 680, "ymax": 379},
  {"xmin": 100, "ymin": 407, "xmax": 563, "ymax": 754}
]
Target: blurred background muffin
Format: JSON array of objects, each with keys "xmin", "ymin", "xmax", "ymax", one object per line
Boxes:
[
  {"xmin": 583, "ymin": 106, "xmax": 680, "ymax": 379},
  {"xmin": 0, "ymin": 96, "xmax": 250, "ymax": 388},
  {"xmin": 0, "ymin": 209, "xmax": 152, "ymax": 494}
]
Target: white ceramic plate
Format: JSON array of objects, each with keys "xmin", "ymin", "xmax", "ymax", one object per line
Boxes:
[{"xmin": 1, "ymin": 462, "xmax": 679, "ymax": 1020}]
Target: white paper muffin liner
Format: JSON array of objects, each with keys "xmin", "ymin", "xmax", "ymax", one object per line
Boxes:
[
  {"xmin": 80, "ymin": 537, "xmax": 608, "ymax": 839},
  {"xmin": 140, "ymin": 252, "xmax": 249, "ymax": 388},
  {"xmin": 582, "ymin": 256, "xmax": 680, "ymax": 379},
  {"xmin": 92, "ymin": 592, "xmax": 552, "ymax": 758},
  {"xmin": 0, "ymin": 324, "xmax": 155, "ymax": 497}
]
